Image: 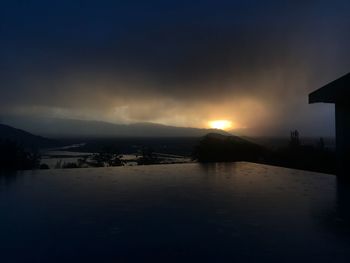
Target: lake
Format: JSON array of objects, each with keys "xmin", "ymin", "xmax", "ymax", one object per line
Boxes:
[{"xmin": 1, "ymin": 162, "xmax": 350, "ymax": 262}]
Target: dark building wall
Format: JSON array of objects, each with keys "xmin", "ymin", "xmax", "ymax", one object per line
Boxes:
[{"xmin": 336, "ymin": 103, "xmax": 350, "ymax": 176}]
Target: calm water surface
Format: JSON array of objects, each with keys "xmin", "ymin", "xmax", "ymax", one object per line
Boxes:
[{"xmin": 1, "ymin": 162, "xmax": 350, "ymax": 262}]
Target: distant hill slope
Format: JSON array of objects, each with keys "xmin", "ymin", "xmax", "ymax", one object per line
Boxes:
[
  {"xmin": 0, "ymin": 123, "xmax": 59, "ymax": 149},
  {"xmin": 193, "ymin": 133, "xmax": 265, "ymax": 162},
  {"xmin": 1, "ymin": 117, "xmax": 230, "ymax": 138}
]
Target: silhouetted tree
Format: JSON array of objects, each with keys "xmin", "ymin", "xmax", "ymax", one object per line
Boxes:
[
  {"xmin": 289, "ymin": 130, "xmax": 300, "ymax": 148},
  {"xmin": 266, "ymin": 132, "xmax": 336, "ymax": 174},
  {"xmin": 55, "ymin": 160, "xmax": 62, "ymax": 169},
  {"xmin": 0, "ymin": 139, "xmax": 40, "ymax": 170},
  {"xmin": 137, "ymin": 147, "xmax": 159, "ymax": 165},
  {"xmin": 89, "ymin": 152, "xmax": 123, "ymax": 167},
  {"xmin": 317, "ymin": 137, "xmax": 325, "ymax": 150},
  {"xmin": 39, "ymin": 163, "xmax": 50, "ymax": 169},
  {"xmin": 62, "ymin": 162, "xmax": 79, "ymax": 168}
]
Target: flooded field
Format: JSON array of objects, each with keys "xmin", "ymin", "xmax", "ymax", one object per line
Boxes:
[
  {"xmin": 1, "ymin": 162, "xmax": 350, "ymax": 262},
  {"xmin": 40, "ymin": 144, "xmax": 193, "ymax": 168}
]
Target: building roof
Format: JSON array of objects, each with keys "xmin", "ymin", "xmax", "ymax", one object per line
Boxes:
[{"xmin": 309, "ymin": 72, "xmax": 350, "ymax": 104}]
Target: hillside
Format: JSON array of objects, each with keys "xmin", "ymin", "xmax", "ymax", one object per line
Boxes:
[
  {"xmin": 193, "ymin": 133, "xmax": 265, "ymax": 162},
  {"xmin": 0, "ymin": 123, "xmax": 59, "ymax": 149},
  {"xmin": 1, "ymin": 117, "xmax": 230, "ymax": 138}
]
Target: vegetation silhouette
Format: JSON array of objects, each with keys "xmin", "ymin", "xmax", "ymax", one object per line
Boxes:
[
  {"xmin": 289, "ymin": 130, "xmax": 300, "ymax": 147},
  {"xmin": 193, "ymin": 131, "xmax": 336, "ymax": 174},
  {"xmin": 90, "ymin": 152, "xmax": 123, "ymax": 167},
  {"xmin": 39, "ymin": 163, "xmax": 50, "ymax": 169},
  {"xmin": 67, "ymin": 146, "xmax": 124, "ymax": 168},
  {"xmin": 266, "ymin": 130, "xmax": 335, "ymax": 174},
  {"xmin": 0, "ymin": 139, "xmax": 40, "ymax": 170},
  {"xmin": 137, "ymin": 146, "xmax": 160, "ymax": 165}
]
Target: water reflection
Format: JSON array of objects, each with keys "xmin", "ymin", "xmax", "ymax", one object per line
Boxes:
[{"xmin": 0, "ymin": 162, "xmax": 350, "ymax": 262}]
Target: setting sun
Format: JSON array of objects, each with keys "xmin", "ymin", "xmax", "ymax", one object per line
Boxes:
[{"xmin": 209, "ymin": 120, "xmax": 232, "ymax": 130}]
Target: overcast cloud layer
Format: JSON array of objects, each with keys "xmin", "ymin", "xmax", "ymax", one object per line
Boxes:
[{"xmin": 1, "ymin": 0, "xmax": 350, "ymax": 136}]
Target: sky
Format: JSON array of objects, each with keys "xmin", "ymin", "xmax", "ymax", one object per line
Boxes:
[{"xmin": 1, "ymin": 0, "xmax": 350, "ymax": 136}]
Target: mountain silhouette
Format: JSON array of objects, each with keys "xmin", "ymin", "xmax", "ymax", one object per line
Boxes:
[
  {"xmin": 1, "ymin": 117, "xmax": 231, "ymax": 138},
  {"xmin": 0, "ymin": 123, "xmax": 59, "ymax": 149},
  {"xmin": 193, "ymin": 133, "xmax": 265, "ymax": 162}
]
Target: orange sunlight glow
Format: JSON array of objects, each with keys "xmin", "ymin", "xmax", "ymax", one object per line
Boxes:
[{"xmin": 208, "ymin": 120, "xmax": 232, "ymax": 130}]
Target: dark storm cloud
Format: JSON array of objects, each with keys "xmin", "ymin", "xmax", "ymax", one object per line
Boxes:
[{"xmin": 0, "ymin": 0, "xmax": 350, "ymax": 135}]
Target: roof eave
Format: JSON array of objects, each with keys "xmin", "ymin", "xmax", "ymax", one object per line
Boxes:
[{"xmin": 308, "ymin": 88, "xmax": 336, "ymax": 104}]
